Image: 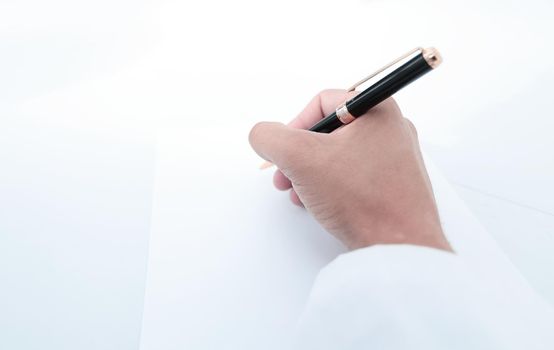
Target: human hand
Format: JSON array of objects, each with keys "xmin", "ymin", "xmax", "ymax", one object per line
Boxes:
[{"xmin": 249, "ymin": 89, "xmax": 451, "ymax": 252}]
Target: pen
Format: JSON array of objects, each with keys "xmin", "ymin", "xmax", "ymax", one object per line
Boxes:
[{"xmin": 260, "ymin": 47, "xmax": 442, "ymax": 169}]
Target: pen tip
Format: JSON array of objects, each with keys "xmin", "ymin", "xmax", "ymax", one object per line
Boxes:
[{"xmin": 259, "ymin": 161, "xmax": 274, "ymax": 170}]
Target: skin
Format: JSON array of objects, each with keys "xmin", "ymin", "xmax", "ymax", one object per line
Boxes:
[{"xmin": 249, "ymin": 89, "xmax": 452, "ymax": 252}]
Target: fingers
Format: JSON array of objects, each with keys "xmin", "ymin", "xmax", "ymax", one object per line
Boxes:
[
  {"xmin": 273, "ymin": 170, "xmax": 292, "ymax": 190},
  {"xmin": 252, "ymin": 89, "xmax": 358, "ymax": 207},
  {"xmin": 288, "ymin": 89, "xmax": 358, "ymax": 130},
  {"xmin": 249, "ymin": 121, "xmax": 316, "ymax": 169},
  {"xmin": 289, "ymin": 189, "xmax": 304, "ymax": 207}
]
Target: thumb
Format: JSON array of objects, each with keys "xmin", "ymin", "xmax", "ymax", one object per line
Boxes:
[{"xmin": 249, "ymin": 122, "xmax": 315, "ymax": 169}]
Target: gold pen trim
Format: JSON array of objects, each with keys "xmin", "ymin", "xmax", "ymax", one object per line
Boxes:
[
  {"xmin": 336, "ymin": 102, "xmax": 356, "ymax": 125},
  {"xmin": 422, "ymin": 47, "xmax": 442, "ymax": 69},
  {"xmin": 347, "ymin": 47, "xmax": 442, "ymax": 92},
  {"xmin": 347, "ymin": 47, "xmax": 422, "ymax": 92}
]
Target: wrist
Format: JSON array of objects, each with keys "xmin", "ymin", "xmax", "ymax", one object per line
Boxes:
[{"xmin": 347, "ymin": 208, "xmax": 452, "ymax": 252}]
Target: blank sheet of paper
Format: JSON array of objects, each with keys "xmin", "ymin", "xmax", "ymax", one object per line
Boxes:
[
  {"xmin": 139, "ymin": 127, "xmax": 345, "ymax": 349},
  {"xmin": 140, "ymin": 127, "xmax": 533, "ymax": 350}
]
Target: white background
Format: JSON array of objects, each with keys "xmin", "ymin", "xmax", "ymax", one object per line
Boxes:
[{"xmin": 1, "ymin": 0, "xmax": 553, "ymax": 349}]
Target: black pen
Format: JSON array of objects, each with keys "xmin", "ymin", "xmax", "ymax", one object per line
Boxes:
[
  {"xmin": 260, "ymin": 47, "xmax": 442, "ymax": 169},
  {"xmin": 311, "ymin": 47, "xmax": 442, "ymax": 133}
]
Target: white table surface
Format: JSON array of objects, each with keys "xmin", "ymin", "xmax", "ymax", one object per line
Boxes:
[{"xmin": 1, "ymin": 0, "xmax": 553, "ymax": 349}]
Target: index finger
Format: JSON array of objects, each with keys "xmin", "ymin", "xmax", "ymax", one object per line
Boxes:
[{"xmin": 288, "ymin": 89, "xmax": 358, "ymax": 130}]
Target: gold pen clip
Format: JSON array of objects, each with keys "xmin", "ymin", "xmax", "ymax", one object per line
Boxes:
[{"xmin": 347, "ymin": 47, "xmax": 423, "ymax": 92}]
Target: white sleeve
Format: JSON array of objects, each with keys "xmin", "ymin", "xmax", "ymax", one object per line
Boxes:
[
  {"xmin": 293, "ymin": 245, "xmax": 554, "ymax": 350},
  {"xmin": 294, "ymin": 155, "xmax": 554, "ymax": 349}
]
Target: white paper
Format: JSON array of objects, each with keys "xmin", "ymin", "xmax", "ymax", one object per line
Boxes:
[
  {"xmin": 139, "ymin": 126, "xmax": 530, "ymax": 349},
  {"xmin": 140, "ymin": 127, "xmax": 345, "ymax": 349}
]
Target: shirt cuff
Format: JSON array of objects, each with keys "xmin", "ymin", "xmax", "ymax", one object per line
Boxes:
[{"xmin": 294, "ymin": 244, "xmax": 554, "ymax": 350}]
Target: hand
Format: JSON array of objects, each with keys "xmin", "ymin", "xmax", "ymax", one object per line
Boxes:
[{"xmin": 249, "ymin": 89, "xmax": 452, "ymax": 252}]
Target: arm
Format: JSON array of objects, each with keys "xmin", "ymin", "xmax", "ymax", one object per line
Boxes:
[{"xmin": 249, "ymin": 90, "xmax": 554, "ymax": 349}]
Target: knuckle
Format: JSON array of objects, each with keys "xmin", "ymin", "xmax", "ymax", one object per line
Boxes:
[
  {"xmin": 403, "ymin": 118, "xmax": 418, "ymax": 136},
  {"xmin": 317, "ymin": 88, "xmax": 344, "ymax": 101},
  {"xmin": 317, "ymin": 89, "xmax": 333, "ymax": 98}
]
